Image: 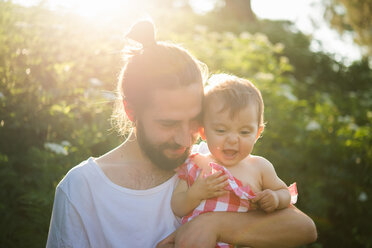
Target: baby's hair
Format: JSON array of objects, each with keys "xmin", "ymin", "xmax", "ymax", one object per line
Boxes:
[
  {"xmin": 204, "ymin": 73, "xmax": 265, "ymax": 128},
  {"xmin": 112, "ymin": 20, "xmax": 208, "ymax": 136}
]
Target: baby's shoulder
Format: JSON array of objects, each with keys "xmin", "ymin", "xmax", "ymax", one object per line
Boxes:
[
  {"xmin": 245, "ymin": 155, "xmax": 275, "ymax": 172},
  {"xmin": 191, "ymin": 154, "xmax": 213, "ymax": 170}
]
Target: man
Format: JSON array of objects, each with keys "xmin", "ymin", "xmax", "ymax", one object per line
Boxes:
[{"xmin": 47, "ymin": 21, "xmax": 317, "ymax": 248}]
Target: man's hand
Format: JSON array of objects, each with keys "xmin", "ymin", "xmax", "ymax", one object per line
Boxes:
[
  {"xmin": 251, "ymin": 189, "xmax": 279, "ymax": 213},
  {"xmin": 156, "ymin": 232, "xmax": 175, "ymax": 248},
  {"xmin": 189, "ymin": 170, "xmax": 228, "ymax": 201},
  {"xmin": 156, "ymin": 213, "xmax": 218, "ymax": 248}
]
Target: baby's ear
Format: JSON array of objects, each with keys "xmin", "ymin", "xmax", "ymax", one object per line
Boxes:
[
  {"xmin": 198, "ymin": 127, "xmax": 206, "ymax": 140},
  {"xmin": 255, "ymin": 125, "xmax": 264, "ymax": 141}
]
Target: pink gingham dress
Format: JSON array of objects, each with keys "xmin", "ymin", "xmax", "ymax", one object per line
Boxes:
[{"xmin": 176, "ymin": 154, "xmax": 298, "ymax": 248}]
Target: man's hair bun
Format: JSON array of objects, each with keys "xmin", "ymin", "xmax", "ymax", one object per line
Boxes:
[{"xmin": 125, "ymin": 20, "xmax": 156, "ymax": 48}]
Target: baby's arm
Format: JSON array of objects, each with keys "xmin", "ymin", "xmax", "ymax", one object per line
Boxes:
[
  {"xmin": 251, "ymin": 157, "xmax": 291, "ymax": 213},
  {"xmin": 171, "ymin": 170, "xmax": 228, "ymax": 217}
]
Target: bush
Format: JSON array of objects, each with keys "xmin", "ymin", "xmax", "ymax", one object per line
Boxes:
[{"xmin": 1, "ymin": 2, "xmax": 371, "ymax": 247}]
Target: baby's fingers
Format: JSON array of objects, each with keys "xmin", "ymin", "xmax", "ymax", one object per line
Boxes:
[
  {"xmin": 206, "ymin": 170, "xmax": 224, "ymax": 180},
  {"xmin": 216, "ymin": 174, "xmax": 228, "ymax": 183},
  {"xmin": 207, "ymin": 173, "xmax": 228, "ymax": 184},
  {"xmin": 249, "ymin": 202, "xmax": 259, "ymax": 210},
  {"xmin": 251, "ymin": 192, "xmax": 264, "ymax": 204},
  {"xmin": 259, "ymin": 197, "xmax": 275, "ymax": 212},
  {"xmin": 194, "ymin": 169, "xmax": 206, "ymax": 182},
  {"xmin": 214, "ymin": 180, "xmax": 229, "ymax": 190},
  {"xmin": 212, "ymin": 190, "xmax": 228, "ymax": 198},
  {"xmin": 261, "ymin": 203, "xmax": 276, "ymax": 213}
]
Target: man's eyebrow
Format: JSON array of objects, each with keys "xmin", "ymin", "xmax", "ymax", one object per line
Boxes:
[
  {"xmin": 156, "ymin": 119, "xmax": 179, "ymax": 123},
  {"xmin": 155, "ymin": 113, "xmax": 202, "ymax": 123}
]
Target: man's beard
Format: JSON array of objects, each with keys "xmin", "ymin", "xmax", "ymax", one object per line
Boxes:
[{"xmin": 136, "ymin": 122, "xmax": 192, "ymax": 171}]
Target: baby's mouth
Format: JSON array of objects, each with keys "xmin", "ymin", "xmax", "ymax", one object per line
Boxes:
[{"xmin": 223, "ymin": 149, "xmax": 238, "ymax": 159}]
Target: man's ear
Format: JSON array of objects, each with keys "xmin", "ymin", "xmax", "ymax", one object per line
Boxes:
[
  {"xmin": 199, "ymin": 127, "xmax": 206, "ymax": 141},
  {"xmin": 255, "ymin": 125, "xmax": 264, "ymax": 142},
  {"xmin": 123, "ymin": 99, "xmax": 136, "ymax": 122}
]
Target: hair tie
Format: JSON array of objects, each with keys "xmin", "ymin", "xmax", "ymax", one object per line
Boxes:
[{"xmin": 126, "ymin": 20, "xmax": 157, "ymax": 49}]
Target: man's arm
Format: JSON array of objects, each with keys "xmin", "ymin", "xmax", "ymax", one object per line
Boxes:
[
  {"xmin": 47, "ymin": 187, "xmax": 88, "ymax": 248},
  {"xmin": 158, "ymin": 205, "xmax": 317, "ymax": 248},
  {"xmin": 215, "ymin": 206, "xmax": 317, "ymax": 247}
]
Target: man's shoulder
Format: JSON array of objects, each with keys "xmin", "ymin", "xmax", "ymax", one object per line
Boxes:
[{"xmin": 57, "ymin": 157, "xmax": 96, "ymax": 192}]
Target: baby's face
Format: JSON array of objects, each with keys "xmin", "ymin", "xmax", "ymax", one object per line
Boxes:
[{"xmin": 203, "ymin": 99, "xmax": 260, "ymax": 167}]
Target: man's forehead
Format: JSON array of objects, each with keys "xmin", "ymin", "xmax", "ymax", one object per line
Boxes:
[
  {"xmin": 153, "ymin": 83, "xmax": 202, "ymax": 95},
  {"xmin": 148, "ymin": 84, "xmax": 203, "ymax": 118},
  {"xmin": 153, "ymin": 84, "xmax": 202, "ymax": 102}
]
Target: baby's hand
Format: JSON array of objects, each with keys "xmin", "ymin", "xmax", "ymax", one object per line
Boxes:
[
  {"xmin": 189, "ymin": 170, "xmax": 229, "ymax": 201},
  {"xmin": 251, "ymin": 189, "xmax": 279, "ymax": 213}
]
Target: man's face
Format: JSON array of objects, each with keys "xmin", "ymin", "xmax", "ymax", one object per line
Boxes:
[{"xmin": 136, "ymin": 83, "xmax": 203, "ymax": 171}]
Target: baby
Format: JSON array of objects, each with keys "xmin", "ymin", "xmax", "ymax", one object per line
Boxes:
[{"xmin": 171, "ymin": 74, "xmax": 297, "ymax": 248}]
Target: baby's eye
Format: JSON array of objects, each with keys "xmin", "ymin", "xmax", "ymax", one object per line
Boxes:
[
  {"xmin": 215, "ymin": 129, "xmax": 226, "ymax": 134},
  {"xmin": 240, "ymin": 130, "xmax": 251, "ymax": 135}
]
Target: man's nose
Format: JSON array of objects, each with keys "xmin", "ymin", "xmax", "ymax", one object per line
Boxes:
[{"xmin": 174, "ymin": 124, "xmax": 193, "ymax": 148}]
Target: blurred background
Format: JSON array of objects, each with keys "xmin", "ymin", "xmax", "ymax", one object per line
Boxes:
[{"xmin": 0, "ymin": 0, "xmax": 371, "ymax": 247}]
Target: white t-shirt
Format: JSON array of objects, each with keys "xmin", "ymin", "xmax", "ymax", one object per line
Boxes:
[{"xmin": 46, "ymin": 157, "xmax": 181, "ymax": 248}]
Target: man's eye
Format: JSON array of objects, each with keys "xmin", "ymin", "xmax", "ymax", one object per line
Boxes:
[{"xmin": 161, "ymin": 122, "xmax": 176, "ymax": 127}]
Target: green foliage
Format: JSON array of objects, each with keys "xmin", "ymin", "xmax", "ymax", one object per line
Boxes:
[
  {"xmin": 324, "ymin": 0, "xmax": 372, "ymax": 55},
  {"xmin": 0, "ymin": 2, "xmax": 121, "ymax": 246},
  {"xmin": 189, "ymin": 17, "xmax": 372, "ymax": 247},
  {"xmin": 0, "ymin": 2, "xmax": 371, "ymax": 247}
]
